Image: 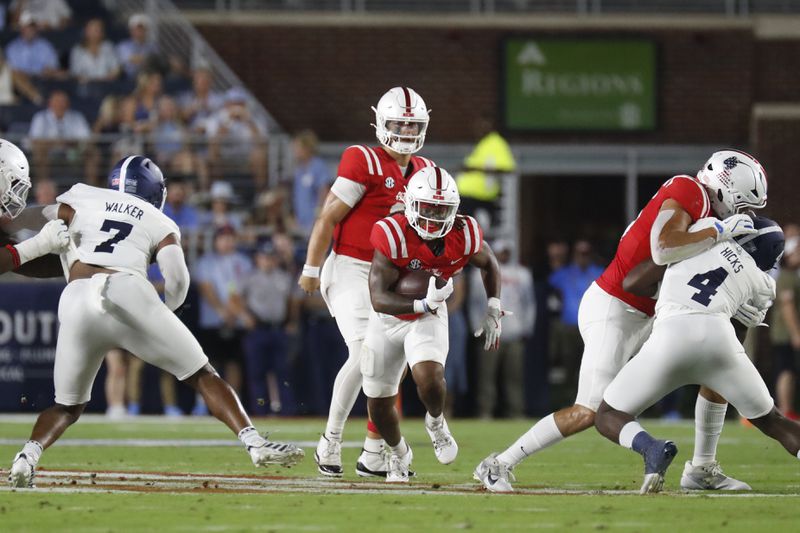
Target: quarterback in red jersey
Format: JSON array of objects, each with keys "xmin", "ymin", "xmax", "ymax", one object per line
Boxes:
[
  {"xmin": 476, "ymin": 149, "xmax": 766, "ymax": 493},
  {"xmin": 298, "ymin": 87, "xmax": 437, "ymax": 477},
  {"xmin": 364, "ymin": 167, "xmax": 506, "ymax": 482}
]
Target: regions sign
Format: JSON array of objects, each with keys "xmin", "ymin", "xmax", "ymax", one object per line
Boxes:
[{"xmin": 503, "ymin": 38, "xmax": 657, "ymax": 131}]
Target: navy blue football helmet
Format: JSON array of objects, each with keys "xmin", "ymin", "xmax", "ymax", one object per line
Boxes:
[
  {"xmin": 736, "ymin": 215, "xmax": 784, "ymax": 272},
  {"xmin": 107, "ymin": 155, "xmax": 166, "ymax": 210}
]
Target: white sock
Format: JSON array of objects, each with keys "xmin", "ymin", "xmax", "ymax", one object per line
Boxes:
[
  {"xmin": 693, "ymin": 395, "xmax": 727, "ymax": 466},
  {"xmin": 425, "ymin": 412, "xmax": 444, "ymax": 427},
  {"xmin": 22, "ymin": 441, "xmax": 43, "ymax": 464},
  {"xmin": 238, "ymin": 426, "xmax": 265, "ymax": 449},
  {"xmin": 619, "ymin": 421, "xmax": 646, "ymax": 449},
  {"xmin": 389, "ymin": 437, "xmax": 407, "ymax": 456},
  {"xmin": 796, "ymin": 449, "xmax": 800, "ymax": 460},
  {"xmin": 324, "ymin": 340, "xmax": 364, "ymax": 439},
  {"xmin": 363, "ymin": 436, "xmax": 383, "ymax": 454},
  {"xmin": 496, "ymin": 414, "xmax": 563, "ymax": 467}
]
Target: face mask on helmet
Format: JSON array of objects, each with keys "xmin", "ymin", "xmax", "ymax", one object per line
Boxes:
[
  {"xmin": 0, "ymin": 173, "xmax": 31, "ymax": 218},
  {"xmin": 372, "ymin": 87, "xmax": 430, "ymax": 155},
  {"xmin": 404, "ymin": 167, "xmax": 459, "ymax": 240}
]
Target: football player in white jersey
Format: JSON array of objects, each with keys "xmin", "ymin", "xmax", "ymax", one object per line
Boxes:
[
  {"xmin": 8, "ymin": 156, "xmax": 304, "ymax": 489},
  {"xmin": 594, "ymin": 216, "xmax": 800, "ymax": 493},
  {"xmin": 0, "ymin": 139, "xmax": 71, "ymax": 275}
]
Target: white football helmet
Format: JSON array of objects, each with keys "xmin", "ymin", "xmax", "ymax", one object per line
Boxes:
[
  {"xmin": 404, "ymin": 167, "xmax": 459, "ymax": 240},
  {"xmin": 696, "ymin": 149, "xmax": 767, "ymax": 219},
  {"xmin": 372, "ymin": 87, "xmax": 429, "ymax": 155},
  {"xmin": 0, "ymin": 139, "xmax": 31, "ymax": 218}
]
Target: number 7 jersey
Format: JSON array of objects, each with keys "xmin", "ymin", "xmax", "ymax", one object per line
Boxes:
[{"xmin": 56, "ymin": 183, "xmax": 180, "ymax": 279}]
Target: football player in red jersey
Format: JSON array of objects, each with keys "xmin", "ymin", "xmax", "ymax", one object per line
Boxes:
[
  {"xmin": 364, "ymin": 166, "xmax": 506, "ymax": 482},
  {"xmin": 475, "ymin": 149, "xmax": 766, "ymax": 493},
  {"xmin": 298, "ymin": 87, "xmax": 437, "ymax": 477}
]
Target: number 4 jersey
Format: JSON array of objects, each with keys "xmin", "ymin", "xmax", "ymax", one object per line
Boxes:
[
  {"xmin": 56, "ymin": 183, "xmax": 180, "ymax": 279},
  {"xmin": 656, "ymin": 239, "xmax": 775, "ymax": 320}
]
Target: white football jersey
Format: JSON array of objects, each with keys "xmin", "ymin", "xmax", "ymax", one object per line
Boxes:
[
  {"xmin": 656, "ymin": 240, "xmax": 775, "ymax": 319},
  {"xmin": 56, "ymin": 183, "xmax": 180, "ymax": 279}
]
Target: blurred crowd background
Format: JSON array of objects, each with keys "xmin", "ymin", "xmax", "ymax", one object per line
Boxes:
[{"xmin": 2, "ymin": 0, "xmax": 800, "ymax": 421}]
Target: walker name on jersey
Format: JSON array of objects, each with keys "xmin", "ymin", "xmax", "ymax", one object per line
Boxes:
[
  {"xmin": 720, "ymin": 246, "xmax": 744, "ymax": 273},
  {"xmin": 105, "ymin": 201, "xmax": 145, "ymax": 220}
]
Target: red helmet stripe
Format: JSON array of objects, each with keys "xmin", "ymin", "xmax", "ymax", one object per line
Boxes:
[{"xmin": 402, "ymin": 87, "xmax": 412, "ymax": 110}]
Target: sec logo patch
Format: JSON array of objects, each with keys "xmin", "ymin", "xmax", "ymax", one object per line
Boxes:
[
  {"xmin": 385, "ymin": 177, "xmax": 395, "ymax": 189},
  {"xmin": 409, "ymin": 258, "xmax": 422, "ymax": 270}
]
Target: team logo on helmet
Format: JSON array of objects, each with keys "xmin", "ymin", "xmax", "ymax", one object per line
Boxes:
[
  {"xmin": 385, "ymin": 177, "xmax": 395, "ymax": 189},
  {"xmin": 724, "ymin": 157, "xmax": 739, "ymax": 170},
  {"xmin": 409, "ymin": 258, "xmax": 422, "ymax": 270}
]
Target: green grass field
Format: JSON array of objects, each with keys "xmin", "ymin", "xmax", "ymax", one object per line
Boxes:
[{"xmin": 1, "ymin": 416, "xmax": 799, "ymax": 532}]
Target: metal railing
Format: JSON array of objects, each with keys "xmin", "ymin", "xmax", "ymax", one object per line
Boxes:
[{"xmin": 174, "ymin": 0, "xmax": 798, "ymax": 15}]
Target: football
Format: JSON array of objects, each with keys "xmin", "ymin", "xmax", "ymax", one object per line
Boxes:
[{"xmin": 393, "ymin": 270, "xmax": 446, "ymax": 299}]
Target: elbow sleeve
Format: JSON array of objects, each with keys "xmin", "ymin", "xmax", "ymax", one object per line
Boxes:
[{"xmin": 156, "ymin": 244, "xmax": 190, "ymax": 311}]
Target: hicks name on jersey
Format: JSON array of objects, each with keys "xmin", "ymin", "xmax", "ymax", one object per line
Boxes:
[
  {"xmin": 720, "ymin": 246, "xmax": 744, "ymax": 274},
  {"xmin": 105, "ymin": 201, "xmax": 145, "ymax": 220}
]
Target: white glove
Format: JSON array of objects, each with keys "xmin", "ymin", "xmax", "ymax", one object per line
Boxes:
[
  {"xmin": 714, "ymin": 214, "xmax": 756, "ymax": 242},
  {"xmin": 733, "ymin": 301, "xmax": 771, "ymax": 328},
  {"xmin": 474, "ymin": 298, "xmax": 512, "ymax": 351},
  {"xmin": 420, "ymin": 276, "xmax": 453, "ymax": 314},
  {"xmin": 14, "ymin": 219, "xmax": 70, "ymax": 265}
]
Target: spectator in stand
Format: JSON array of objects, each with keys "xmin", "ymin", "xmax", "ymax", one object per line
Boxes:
[
  {"xmin": 151, "ymin": 95, "xmax": 198, "ymax": 176},
  {"xmin": 547, "ymin": 239, "xmax": 603, "ymax": 401},
  {"xmin": 446, "ymin": 275, "xmax": 468, "ymax": 417},
  {"xmin": 111, "ymin": 96, "xmax": 147, "ymax": 161},
  {"xmin": 116, "ymin": 13, "xmax": 158, "ymax": 79},
  {"xmin": 29, "ymin": 90, "xmax": 93, "ymax": 180},
  {"xmin": 290, "ymin": 130, "xmax": 330, "ymax": 235},
  {"xmin": 198, "ymin": 180, "xmax": 245, "ymax": 231},
  {"xmin": 4, "ymin": 11, "xmax": 63, "ymax": 79},
  {"xmin": 10, "ymin": 0, "xmax": 71, "ymax": 30},
  {"xmin": 271, "ymin": 231, "xmax": 300, "ymax": 277},
  {"xmin": 770, "ymin": 230, "xmax": 800, "ymax": 420},
  {"xmin": 0, "ymin": 48, "xmax": 42, "ymax": 105},
  {"xmin": 470, "ymin": 240, "xmax": 536, "ymax": 418},
  {"xmin": 193, "ymin": 225, "xmax": 252, "ymax": 400},
  {"xmin": 33, "ymin": 177, "xmax": 56, "ymax": 205},
  {"xmin": 130, "ymin": 70, "xmax": 163, "ymax": 127},
  {"xmin": 70, "ymin": 18, "xmax": 120, "ymax": 83},
  {"xmin": 180, "ymin": 66, "xmax": 224, "ymax": 131},
  {"xmin": 241, "ymin": 189, "xmax": 295, "ymax": 245},
  {"xmin": 207, "ymin": 87, "xmax": 268, "ymax": 189},
  {"xmin": 162, "ymin": 176, "xmax": 199, "ymax": 233},
  {"xmin": 234, "ymin": 241, "xmax": 298, "ymax": 415}
]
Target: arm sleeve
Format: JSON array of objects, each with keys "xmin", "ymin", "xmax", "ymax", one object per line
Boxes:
[
  {"xmin": 156, "ymin": 244, "xmax": 190, "ymax": 311},
  {"xmin": 330, "ymin": 177, "xmax": 366, "ymax": 208}
]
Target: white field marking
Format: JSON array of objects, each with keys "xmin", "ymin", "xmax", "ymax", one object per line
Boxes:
[
  {"xmin": 2, "ymin": 469, "xmax": 800, "ymax": 498},
  {"xmin": 0, "ymin": 438, "xmax": 358, "ymax": 448}
]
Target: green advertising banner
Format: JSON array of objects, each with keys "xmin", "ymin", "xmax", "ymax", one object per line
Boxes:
[{"xmin": 503, "ymin": 38, "xmax": 656, "ymax": 131}]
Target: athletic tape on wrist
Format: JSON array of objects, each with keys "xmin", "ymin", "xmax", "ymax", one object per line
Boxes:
[{"xmin": 302, "ymin": 264, "xmax": 320, "ymax": 278}]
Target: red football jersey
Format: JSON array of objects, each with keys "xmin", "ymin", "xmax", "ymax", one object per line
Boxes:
[
  {"xmin": 370, "ymin": 213, "xmax": 484, "ymax": 320},
  {"xmin": 332, "ymin": 145, "xmax": 435, "ymax": 262},
  {"xmin": 596, "ymin": 175, "xmax": 711, "ymax": 316}
]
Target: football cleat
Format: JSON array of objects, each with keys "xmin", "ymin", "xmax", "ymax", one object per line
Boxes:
[
  {"xmin": 386, "ymin": 445, "xmax": 413, "ymax": 483},
  {"xmin": 640, "ymin": 440, "xmax": 678, "ymax": 494},
  {"xmin": 680, "ymin": 461, "xmax": 752, "ymax": 491},
  {"xmin": 8, "ymin": 452, "xmax": 35, "ymax": 489},
  {"xmin": 425, "ymin": 415, "xmax": 458, "ymax": 464},
  {"xmin": 314, "ymin": 434, "xmax": 343, "ymax": 477},
  {"xmin": 473, "ymin": 453, "xmax": 515, "ymax": 493},
  {"xmin": 248, "ymin": 439, "xmax": 305, "ymax": 468},
  {"xmin": 356, "ymin": 448, "xmax": 417, "ymax": 478}
]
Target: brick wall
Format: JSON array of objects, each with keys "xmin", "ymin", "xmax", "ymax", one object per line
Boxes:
[
  {"xmin": 197, "ymin": 24, "xmax": 756, "ymax": 145},
  {"xmin": 752, "ymin": 117, "xmax": 800, "ymax": 224}
]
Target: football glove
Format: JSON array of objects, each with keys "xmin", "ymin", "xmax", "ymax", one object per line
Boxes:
[
  {"xmin": 714, "ymin": 214, "xmax": 756, "ymax": 242},
  {"xmin": 14, "ymin": 219, "xmax": 70, "ymax": 264},
  {"xmin": 474, "ymin": 298, "xmax": 512, "ymax": 351},
  {"xmin": 423, "ymin": 276, "xmax": 453, "ymax": 313},
  {"xmin": 733, "ymin": 301, "xmax": 770, "ymax": 328}
]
